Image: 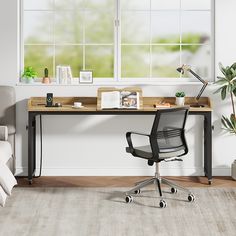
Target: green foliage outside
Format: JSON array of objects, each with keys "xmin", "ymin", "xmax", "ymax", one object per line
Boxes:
[
  {"xmin": 24, "ymin": 45, "xmax": 53, "ymax": 78},
  {"xmin": 23, "ymin": 0, "xmax": 205, "ymax": 79},
  {"xmin": 155, "ymin": 33, "xmax": 202, "ymax": 53}
]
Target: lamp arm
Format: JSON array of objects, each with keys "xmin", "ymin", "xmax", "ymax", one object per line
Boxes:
[
  {"xmin": 189, "ymin": 69, "xmax": 206, "ymax": 84},
  {"xmin": 196, "ymin": 82, "xmax": 208, "ymax": 101},
  {"xmin": 188, "ymin": 68, "xmax": 208, "ymax": 102}
]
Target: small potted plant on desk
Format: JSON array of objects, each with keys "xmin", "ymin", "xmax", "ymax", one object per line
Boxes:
[
  {"xmin": 175, "ymin": 91, "xmax": 185, "ymax": 106},
  {"xmin": 21, "ymin": 66, "xmax": 37, "ymax": 83}
]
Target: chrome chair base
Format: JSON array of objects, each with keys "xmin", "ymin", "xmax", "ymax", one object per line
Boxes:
[{"xmin": 124, "ymin": 163, "xmax": 195, "ymax": 208}]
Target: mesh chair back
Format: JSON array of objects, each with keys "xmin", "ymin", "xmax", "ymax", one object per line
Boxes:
[{"xmin": 151, "ymin": 107, "xmax": 189, "ymax": 154}]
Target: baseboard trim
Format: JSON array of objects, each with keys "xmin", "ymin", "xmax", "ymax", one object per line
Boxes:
[{"xmin": 15, "ymin": 167, "xmax": 231, "ymax": 176}]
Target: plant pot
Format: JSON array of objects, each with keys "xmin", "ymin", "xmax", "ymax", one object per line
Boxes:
[
  {"xmin": 42, "ymin": 77, "xmax": 51, "ymax": 84},
  {"xmin": 22, "ymin": 77, "xmax": 34, "ymax": 84},
  {"xmin": 175, "ymin": 97, "xmax": 185, "ymax": 106}
]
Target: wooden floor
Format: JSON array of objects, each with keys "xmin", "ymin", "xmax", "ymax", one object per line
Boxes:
[{"xmin": 16, "ymin": 176, "xmax": 236, "ymax": 188}]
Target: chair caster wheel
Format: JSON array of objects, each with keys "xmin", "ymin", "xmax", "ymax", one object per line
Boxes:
[
  {"xmin": 188, "ymin": 194, "xmax": 195, "ymax": 202},
  {"xmin": 134, "ymin": 189, "xmax": 141, "ymax": 194},
  {"xmin": 125, "ymin": 195, "xmax": 133, "ymax": 203},
  {"xmin": 171, "ymin": 187, "xmax": 177, "ymax": 194},
  {"xmin": 159, "ymin": 200, "xmax": 167, "ymax": 208}
]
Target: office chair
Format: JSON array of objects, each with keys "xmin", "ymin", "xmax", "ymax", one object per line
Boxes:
[{"xmin": 125, "ymin": 107, "xmax": 195, "ymax": 208}]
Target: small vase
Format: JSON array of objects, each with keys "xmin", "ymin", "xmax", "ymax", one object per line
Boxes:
[{"xmin": 175, "ymin": 97, "xmax": 185, "ymax": 106}]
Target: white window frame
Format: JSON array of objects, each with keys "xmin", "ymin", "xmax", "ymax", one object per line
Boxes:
[{"xmin": 19, "ymin": 0, "xmax": 215, "ymax": 85}]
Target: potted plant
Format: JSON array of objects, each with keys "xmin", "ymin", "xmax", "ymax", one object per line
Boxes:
[
  {"xmin": 175, "ymin": 91, "xmax": 185, "ymax": 106},
  {"xmin": 21, "ymin": 66, "xmax": 37, "ymax": 83},
  {"xmin": 42, "ymin": 68, "xmax": 51, "ymax": 84},
  {"xmin": 214, "ymin": 62, "xmax": 236, "ymax": 134}
]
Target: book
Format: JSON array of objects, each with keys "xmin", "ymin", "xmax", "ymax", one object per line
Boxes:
[
  {"xmin": 101, "ymin": 91, "xmax": 140, "ymax": 109},
  {"xmin": 56, "ymin": 65, "xmax": 73, "ymax": 84},
  {"xmin": 153, "ymin": 102, "xmax": 171, "ymax": 108}
]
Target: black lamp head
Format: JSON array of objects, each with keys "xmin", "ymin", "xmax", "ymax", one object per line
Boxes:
[
  {"xmin": 177, "ymin": 66, "xmax": 184, "ymax": 74},
  {"xmin": 176, "ymin": 64, "xmax": 191, "ymax": 75}
]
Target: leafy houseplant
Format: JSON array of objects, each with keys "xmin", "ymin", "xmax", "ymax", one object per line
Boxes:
[
  {"xmin": 21, "ymin": 66, "xmax": 37, "ymax": 83},
  {"xmin": 175, "ymin": 92, "xmax": 186, "ymax": 98},
  {"xmin": 214, "ymin": 62, "xmax": 236, "ymax": 134},
  {"xmin": 175, "ymin": 91, "xmax": 185, "ymax": 106}
]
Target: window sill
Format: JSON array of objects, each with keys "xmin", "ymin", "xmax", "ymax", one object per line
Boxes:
[{"xmin": 16, "ymin": 80, "xmax": 214, "ymax": 87}]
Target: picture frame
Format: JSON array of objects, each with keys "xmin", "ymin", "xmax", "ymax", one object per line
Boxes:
[{"xmin": 79, "ymin": 70, "xmax": 93, "ymax": 84}]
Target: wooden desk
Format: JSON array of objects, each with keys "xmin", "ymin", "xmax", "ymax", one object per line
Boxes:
[{"xmin": 28, "ymin": 97, "xmax": 212, "ymax": 184}]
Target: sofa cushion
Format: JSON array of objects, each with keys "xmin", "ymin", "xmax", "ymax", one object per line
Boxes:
[
  {"xmin": 0, "ymin": 141, "xmax": 12, "ymax": 164},
  {"xmin": 0, "ymin": 185, "xmax": 7, "ymax": 207},
  {"xmin": 0, "ymin": 161, "xmax": 17, "ymax": 195}
]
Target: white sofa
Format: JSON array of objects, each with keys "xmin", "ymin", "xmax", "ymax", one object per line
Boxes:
[
  {"xmin": 0, "ymin": 126, "xmax": 17, "ymax": 207},
  {"xmin": 0, "ymin": 86, "xmax": 17, "ymax": 207},
  {"xmin": 0, "ymin": 126, "xmax": 13, "ymax": 165},
  {"xmin": 0, "ymin": 86, "xmax": 16, "ymax": 173}
]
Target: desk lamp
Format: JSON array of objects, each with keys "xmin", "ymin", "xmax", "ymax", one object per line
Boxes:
[{"xmin": 176, "ymin": 64, "xmax": 208, "ymax": 107}]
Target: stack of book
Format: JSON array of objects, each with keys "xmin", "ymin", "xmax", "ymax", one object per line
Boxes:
[{"xmin": 56, "ymin": 65, "xmax": 73, "ymax": 84}]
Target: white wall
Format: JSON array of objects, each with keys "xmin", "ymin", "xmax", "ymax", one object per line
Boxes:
[{"xmin": 0, "ymin": 0, "xmax": 235, "ymax": 176}]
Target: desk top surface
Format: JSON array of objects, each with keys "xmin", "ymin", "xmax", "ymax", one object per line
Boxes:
[{"xmin": 28, "ymin": 96, "xmax": 212, "ymax": 113}]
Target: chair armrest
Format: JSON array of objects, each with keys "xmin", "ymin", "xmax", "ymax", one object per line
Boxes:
[
  {"xmin": 0, "ymin": 126, "xmax": 8, "ymax": 141},
  {"xmin": 127, "ymin": 131, "xmax": 150, "ymax": 137},
  {"xmin": 126, "ymin": 131, "xmax": 150, "ymax": 155}
]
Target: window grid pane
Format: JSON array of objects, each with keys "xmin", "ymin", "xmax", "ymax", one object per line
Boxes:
[
  {"xmin": 120, "ymin": 0, "xmax": 212, "ymax": 80},
  {"xmin": 23, "ymin": 0, "xmax": 115, "ymax": 79},
  {"xmin": 24, "ymin": 45, "xmax": 54, "ymax": 78},
  {"xmin": 121, "ymin": 45, "xmax": 150, "ymax": 78},
  {"xmin": 22, "ymin": 0, "xmax": 213, "ymax": 81}
]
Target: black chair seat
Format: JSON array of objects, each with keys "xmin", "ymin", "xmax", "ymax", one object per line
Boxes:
[{"xmin": 126, "ymin": 145, "xmax": 185, "ymax": 160}]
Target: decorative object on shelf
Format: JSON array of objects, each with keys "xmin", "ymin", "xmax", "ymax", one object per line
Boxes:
[
  {"xmin": 79, "ymin": 70, "xmax": 93, "ymax": 84},
  {"xmin": 56, "ymin": 65, "xmax": 73, "ymax": 84},
  {"xmin": 214, "ymin": 62, "xmax": 236, "ymax": 134},
  {"xmin": 177, "ymin": 64, "xmax": 208, "ymax": 107},
  {"xmin": 97, "ymin": 87, "xmax": 143, "ymax": 110},
  {"xmin": 42, "ymin": 68, "xmax": 51, "ymax": 84},
  {"xmin": 21, "ymin": 66, "xmax": 37, "ymax": 83},
  {"xmin": 175, "ymin": 91, "xmax": 185, "ymax": 106}
]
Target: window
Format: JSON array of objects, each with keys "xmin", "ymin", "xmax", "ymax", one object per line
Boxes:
[{"xmin": 21, "ymin": 0, "xmax": 214, "ymax": 83}]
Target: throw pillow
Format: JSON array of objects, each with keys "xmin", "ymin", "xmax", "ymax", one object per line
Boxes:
[
  {"xmin": 0, "ymin": 141, "xmax": 12, "ymax": 164},
  {"xmin": 0, "ymin": 161, "xmax": 17, "ymax": 195},
  {"xmin": 0, "ymin": 185, "xmax": 7, "ymax": 207}
]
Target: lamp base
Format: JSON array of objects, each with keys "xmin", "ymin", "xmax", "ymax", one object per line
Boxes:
[{"xmin": 190, "ymin": 104, "xmax": 205, "ymax": 108}]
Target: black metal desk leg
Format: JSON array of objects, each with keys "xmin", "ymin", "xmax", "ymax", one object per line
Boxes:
[
  {"xmin": 28, "ymin": 112, "xmax": 36, "ymax": 184},
  {"xmin": 204, "ymin": 112, "xmax": 212, "ymax": 184}
]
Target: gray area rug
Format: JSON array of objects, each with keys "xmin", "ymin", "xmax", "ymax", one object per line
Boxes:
[{"xmin": 0, "ymin": 187, "xmax": 236, "ymax": 236}]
